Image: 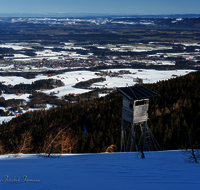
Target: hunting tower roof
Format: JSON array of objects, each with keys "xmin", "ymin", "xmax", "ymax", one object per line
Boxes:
[{"xmin": 117, "ymin": 86, "xmax": 159, "ymax": 101}]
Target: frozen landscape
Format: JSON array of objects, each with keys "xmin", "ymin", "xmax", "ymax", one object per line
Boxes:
[
  {"xmin": 0, "ymin": 151, "xmax": 199, "ymax": 190},
  {"xmin": 0, "ymin": 14, "xmax": 200, "ymax": 190},
  {"xmin": 1, "ymin": 10, "xmax": 200, "ymax": 190}
]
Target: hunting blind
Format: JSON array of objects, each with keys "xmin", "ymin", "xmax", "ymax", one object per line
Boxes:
[{"xmin": 117, "ymin": 86, "xmax": 162, "ymax": 152}]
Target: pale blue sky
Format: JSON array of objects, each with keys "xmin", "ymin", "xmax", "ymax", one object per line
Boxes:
[{"xmin": 0, "ymin": 0, "xmax": 200, "ymax": 15}]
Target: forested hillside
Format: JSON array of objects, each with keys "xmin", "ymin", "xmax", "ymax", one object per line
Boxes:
[{"xmin": 0, "ymin": 71, "xmax": 200, "ymax": 154}]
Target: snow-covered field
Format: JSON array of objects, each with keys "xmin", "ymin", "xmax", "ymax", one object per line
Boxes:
[
  {"xmin": 0, "ymin": 43, "xmax": 33, "ymax": 50},
  {"xmin": 107, "ymin": 44, "xmax": 172, "ymax": 52},
  {"xmin": 0, "ymin": 69, "xmax": 194, "ymax": 98},
  {"xmin": 1, "ymin": 42, "xmax": 199, "ymax": 64},
  {"xmin": 0, "ymin": 42, "xmax": 90, "ymax": 62},
  {"xmin": 0, "ymin": 69, "xmax": 195, "ymax": 124},
  {"xmin": 0, "ymin": 151, "xmax": 199, "ymax": 190},
  {"xmin": 91, "ymin": 69, "xmax": 194, "ymax": 88}
]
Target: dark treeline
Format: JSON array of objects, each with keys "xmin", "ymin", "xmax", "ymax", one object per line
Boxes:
[
  {"xmin": 0, "ymin": 48, "xmax": 36, "ymax": 57},
  {"xmin": 0, "ymin": 79, "xmax": 64, "ymax": 94},
  {"xmin": 65, "ymin": 89, "xmax": 113, "ymax": 102},
  {"xmin": 145, "ymin": 71, "xmax": 200, "ymax": 150},
  {"xmin": 0, "ymin": 71, "xmax": 200, "ymax": 154},
  {"xmin": 0, "ymin": 68, "xmax": 87, "ymax": 79},
  {"xmin": 0, "ymin": 72, "xmax": 38, "ymax": 79},
  {"xmin": 0, "ymin": 91, "xmax": 68, "ymax": 115},
  {"xmin": 75, "ymin": 77, "xmax": 106, "ymax": 89},
  {"xmin": 28, "ymin": 92, "xmax": 67, "ymax": 108}
]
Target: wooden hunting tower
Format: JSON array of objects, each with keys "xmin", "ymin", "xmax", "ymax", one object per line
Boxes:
[{"xmin": 117, "ymin": 86, "xmax": 161, "ymax": 152}]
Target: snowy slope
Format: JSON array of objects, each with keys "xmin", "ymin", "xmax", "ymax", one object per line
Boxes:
[{"xmin": 0, "ymin": 151, "xmax": 199, "ymax": 190}]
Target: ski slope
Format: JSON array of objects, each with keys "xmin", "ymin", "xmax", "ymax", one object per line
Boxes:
[{"xmin": 0, "ymin": 151, "xmax": 199, "ymax": 190}]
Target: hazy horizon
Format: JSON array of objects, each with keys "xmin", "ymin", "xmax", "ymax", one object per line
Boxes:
[
  {"xmin": 0, "ymin": 13, "xmax": 200, "ymax": 18},
  {"xmin": 0, "ymin": 0, "xmax": 200, "ymax": 15}
]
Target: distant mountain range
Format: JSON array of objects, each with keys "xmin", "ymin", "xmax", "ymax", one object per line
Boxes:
[
  {"xmin": 0, "ymin": 13, "xmax": 200, "ymax": 30},
  {"xmin": 0, "ymin": 13, "xmax": 200, "ymax": 18}
]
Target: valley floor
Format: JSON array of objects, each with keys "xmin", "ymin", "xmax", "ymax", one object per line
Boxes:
[{"xmin": 0, "ymin": 69, "xmax": 195, "ymax": 124}]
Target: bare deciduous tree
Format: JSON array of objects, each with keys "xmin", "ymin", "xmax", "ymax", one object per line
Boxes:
[
  {"xmin": 16, "ymin": 131, "xmax": 32, "ymax": 153},
  {"xmin": 181, "ymin": 120, "xmax": 199, "ymax": 163},
  {"xmin": 0, "ymin": 140, "xmax": 4, "ymax": 155}
]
